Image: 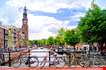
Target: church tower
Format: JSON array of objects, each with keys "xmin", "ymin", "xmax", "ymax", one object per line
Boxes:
[{"xmin": 22, "ymin": 6, "xmax": 28, "ymax": 47}]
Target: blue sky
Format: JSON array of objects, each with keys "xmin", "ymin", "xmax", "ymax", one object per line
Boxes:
[{"xmin": 0, "ymin": 0, "xmax": 106, "ymax": 40}]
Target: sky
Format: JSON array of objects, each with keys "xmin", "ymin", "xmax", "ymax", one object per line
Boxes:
[{"xmin": 0, "ymin": 0, "xmax": 106, "ymax": 40}]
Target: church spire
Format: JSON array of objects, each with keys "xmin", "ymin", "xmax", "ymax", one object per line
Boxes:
[
  {"xmin": 23, "ymin": 6, "xmax": 28, "ymax": 23},
  {"xmin": 21, "ymin": 6, "xmax": 28, "ymax": 47}
]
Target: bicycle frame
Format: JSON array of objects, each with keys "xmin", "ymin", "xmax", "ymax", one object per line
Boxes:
[{"xmin": 38, "ymin": 53, "xmax": 65, "ymax": 68}]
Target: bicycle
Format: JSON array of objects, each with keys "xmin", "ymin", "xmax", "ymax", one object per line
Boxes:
[
  {"xmin": 28, "ymin": 52, "xmax": 65, "ymax": 68},
  {"xmin": 69, "ymin": 51, "xmax": 90, "ymax": 67},
  {"xmin": 79, "ymin": 52, "xmax": 90, "ymax": 67},
  {"xmin": 11, "ymin": 49, "xmax": 65, "ymax": 68},
  {"xmin": 0, "ymin": 53, "xmax": 4, "ymax": 66},
  {"xmin": 11, "ymin": 50, "xmax": 39, "ymax": 67},
  {"xmin": 89, "ymin": 52, "xmax": 105, "ymax": 67}
]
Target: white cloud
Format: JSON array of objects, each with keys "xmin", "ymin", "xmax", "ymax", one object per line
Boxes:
[
  {"xmin": 71, "ymin": 0, "xmax": 92, "ymax": 9},
  {"xmin": 72, "ymin": 12, "xmax": 85, "ymax": 18},
  {"xmin": 6, "ymin": 0, "xmax": 69, "ymax": 13},
  {"xmin": 13, "ymin": 13, "xmax": 81, "ymax": 40},
  {"xmin": 27, "ymin": 14, "xmax": 79, "ymax": 40},
  {"xmin": 28, "ymin": 14, "xmax": 62, "ymax": 31},
  {"xmin": 66, "ymin": 25, "xmax": 77, "ymax": 30},
  {"xmin": 30, "ymin": 30, "xmax": 56, "ymax": 40},
  {"xmin": 27, "ymin": 14, "xmax": 63, "ymax": 40},
  {"xmin": 5, "ymin": 0, "xmax": 94, "ymax": 40},
  {"xmin": 11, "ymin": 12, "xmax": 62, "ymax": 40},
  {"xmin": 6, "ymin": 0, "xmax": 92, "ymax": 13}
]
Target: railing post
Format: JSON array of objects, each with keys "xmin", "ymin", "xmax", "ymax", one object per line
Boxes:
[
  {"xmin": 8, "ymin": 49, "xmax": 11, "ymax": 67},
  {"xmin": 69, "ymin": 54, "xmax": 71, "ymax": 67},
  {"xmin": 49, "ymin": 51, "xmax": 50, "ymax": 67},
  {"xmin": 28, "ymin": 49, "xmax": 30, "ymax": 67}
]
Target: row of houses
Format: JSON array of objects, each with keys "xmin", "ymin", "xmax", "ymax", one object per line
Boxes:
[{"xmin": 0, "ymin": 6, "xmax": 28, "ymax": 49}]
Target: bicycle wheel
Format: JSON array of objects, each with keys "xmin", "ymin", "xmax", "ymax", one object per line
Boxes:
[
  {"xmin": 69, "ymin": 53, "xmax": 75, "ymax": 66},
  {"xmin": 0, "ymin": 59, "xmax": 3, "ymax": 65},
  {"xmin": 12, "ymin": 58, "xmax": 21, "ymax": 67},
  {"xmin": 26, "ymin": 56, "xmax": 39, "ymax": 67},
  {"xmin": 79, "ymin": 55, "xmax": 90, "ymax": 67},
  {"xmin": 40, "ymin": 59, "xmax": 47, "ymax": 68},
  {"xmin": 54, "ymin": 57, "xmax": 65, "ymax": 67},
  {"xmin": 93, "ymin": 56, "xmax": 105, "ymax": 67}
]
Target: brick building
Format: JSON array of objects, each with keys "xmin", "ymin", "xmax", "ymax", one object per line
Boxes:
[
  {"xmin": 0, "ymin": 6, "xmax": 28, "ymax": 49},
  {"xmin": 0, "ymin": 25, "xmax": 4, "ymax": 48}
]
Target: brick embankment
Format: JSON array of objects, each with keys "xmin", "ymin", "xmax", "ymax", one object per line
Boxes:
[{"xmin": 0, "ymin": 67, "xmax": 104, "ymax": 70}]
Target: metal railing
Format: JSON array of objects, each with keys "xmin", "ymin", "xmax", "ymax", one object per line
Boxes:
[{"xmin": 0, "ymin": 48, "xmax": 106, "ymax": 68}]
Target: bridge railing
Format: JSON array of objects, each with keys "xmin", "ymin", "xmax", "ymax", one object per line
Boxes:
[{"xmin": 0, "ymin": 48, "xmax": 106, "ymax": 67}]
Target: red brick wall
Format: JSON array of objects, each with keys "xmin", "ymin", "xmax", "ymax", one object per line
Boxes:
[
  {"xmin": 0, "ymin": 27, "xmax": 4, "ymax": 48},
  {"xmin": 22, "ymin": 22, "xmax": 28, "ymax": 47}
]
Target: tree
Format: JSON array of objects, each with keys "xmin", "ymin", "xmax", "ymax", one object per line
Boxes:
[
  {"xmin": 55, "ymin": 28, "xmax": 65, "ymax": 46},
  {"xmin": 64, "ymin": 29, "xmax": 80, "ymax": 49},
  {"xmin": 47, "ymin": 36, "xmax": 55, "ymax": 45},
  {"xmin": 58, "ymin": 28, "xmax": 65, "ymax": 36},
  {"xmin": 55, "ymin": 35, "xmax": 64, "ymax": 46},
  {"xmin": 78, "ymin": 4, "xmax": 106, "ymax": 52},
  {"xmin": 40, "ymin": 39, "xmax": 47, "ymax": 46},
  {"xmin": 78, "ymin": 5, "xmax": 101, "ymax": 43},
  {"xmin": 29, "ymin": 40, "xmax": 33, "ymax": 46}
]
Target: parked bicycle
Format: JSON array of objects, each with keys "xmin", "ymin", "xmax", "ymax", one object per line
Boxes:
[
  {"xmin": 0, "ymin": 53, "xmax": 4, "ymax": 65},
  {"xmin": 11, "ymin": 48, "xmax": 65, "ymax": 68},
  {"xmin": 43, "ymin": 53, "xmax": 65, "ymax": 67},
  {"xmin": 69, "ymin": 51, "xmax": 105, "ymax": 67},
  {"xmin": 11, "ymin": 49, "xmax": 38, "ymax": 67},
  {"xmin": 68, "ymin": 51, "xmax": 90, "ymax": 67},
  {"xmin": 89, "ymin": 52, "xmax": 105, "ymax": 67},
  {"xmin": 25, "ymin": 51, "xmax": 65, "ymax": 68}
]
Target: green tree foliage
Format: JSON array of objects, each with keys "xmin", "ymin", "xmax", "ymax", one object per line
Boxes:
[
  {"xmin": 64, "ymin": 29, "xmax": 80, "ymax": 46},
  {"xmin": 78, "ymin": 5, "xmax": 103, "ymax": 43},
  {"xmin": 47, "ymin": 36, "xmax": 55, "ymax": 45},
  {"xmin": 78, "ymin": 4, "xmax": 106, "ymax": 53},
  {"xmin": 55, "ymin": 28, "xmax": 65, "ymax": 46},
  {"xmin": 55, "ymin": 35, "xmax": 64, "ymax": 45},
  {"xmin": 58, "ymin": 28, "xmax": 65, "ymax": 36},
  {"xmin": 29, "ymin": 40, "xmax": 33, "ymax": 46}
]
